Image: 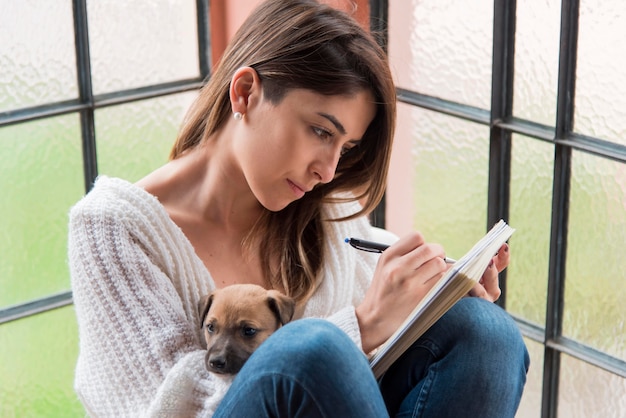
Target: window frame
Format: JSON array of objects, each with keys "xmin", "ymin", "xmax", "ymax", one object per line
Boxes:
[
  {"xmin": 0, "ymin": 0, "xmax": 211, "ymax": 324},
  {"xmin": 377, "ymin": 0, "xmax": 626, "ymax": 417}
]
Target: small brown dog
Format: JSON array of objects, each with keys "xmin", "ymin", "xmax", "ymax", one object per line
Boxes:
[{"xmin": 198, "ymin": 284, "xmax": 296, "ymax": 375}]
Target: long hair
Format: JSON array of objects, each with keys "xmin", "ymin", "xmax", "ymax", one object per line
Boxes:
[{"xmin": 170, "ymin": 0, "xmax": 396, "ymax": 303}]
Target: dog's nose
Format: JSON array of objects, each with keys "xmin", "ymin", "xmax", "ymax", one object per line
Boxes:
[{"xmin": 209, "ymin": 357, "xmax": 226, "ymax": 370}]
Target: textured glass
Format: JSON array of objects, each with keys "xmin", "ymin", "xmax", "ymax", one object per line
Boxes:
[
  {"xmin": 513, "ymin": 0, "xmax": 560, "ymax": 126},
  {"xmin": 575, "ymin": 2, "xmax": 626, "ymax": 146},
  {"xmin": 388, "ymin": 0, "xmax": 493, "ymax": 109},
  {"xmin": 515, "ymin": 338, "xmax": 543, "ymax": 418},
  {"xmin": 87, "ymin": 0, "xmax": 200, "ymax": 95},
  {"xmin": 0, "ymin": 115, "xmax": 84, "ymax": 308},
  {"xmin": 404, "ymin": 103, "xmax": 489, "ymax": 253},
  {"xmin": 96, "ymin": 91, "xmax": 197, "ymax": 182},
  {"xmin": 563, "ymin": 151, "xmax": 626, "ymax": 361},
  {"xmin": 507, "ymin": 135, "xmax": 553, "ymax": 326},
  {"xmin": 0, "ymin": 306, "xmax": 84, "ymax": 417},
  {"xmin": 0, "ymin": 0, "xmax": 78, "ymax": 112},
  {"xmin": 558, "ymin": 353, "xmax": 626, "ymax": 418}
]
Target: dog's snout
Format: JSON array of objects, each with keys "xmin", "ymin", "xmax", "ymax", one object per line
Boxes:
[
  {"xmin": 205, "ymin": 345, "xmax": 247, "ymax": 375},
  {"xmin": 209, "ymin": 356, "xmax": 226, "ymax": 370}
]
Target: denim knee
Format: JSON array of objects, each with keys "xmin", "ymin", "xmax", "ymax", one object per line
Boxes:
[
  {"xmin": 441, "ymin": 297, "xmax": 530, "ymax": 395},
  {"xmin": 382, "ymin": 298, "xmax": 530, "ymax": 418},
  {"xmin": 452, "ymin": 298, "xmax": 529, "ymax": 364},
  {"xmin": 246, "ymin": 318, "xmax": 368, "ymax": 380},
  {"xmin": 221, "ymin": 318, "xmax": 388, "ymax": 418}
]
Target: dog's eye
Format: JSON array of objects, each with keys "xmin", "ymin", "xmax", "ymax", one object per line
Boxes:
[
  {"xmin": 242, "ymin": 327, "xmax": 257, "ymax": 337},
  {"xmin": 205, "ymin": 323, "xmax": 215, "ymax": 333}
]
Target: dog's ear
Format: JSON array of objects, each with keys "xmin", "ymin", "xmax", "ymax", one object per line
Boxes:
[
  {"xmin": 198, "ymin": 292, "xmax": 216, "ymax": 328},
  {"xmin": 266, "ymin": 290, "xmax": 296, "ymax": 326}
]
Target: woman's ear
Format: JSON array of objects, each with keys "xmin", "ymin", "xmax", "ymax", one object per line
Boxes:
[{"xmin": 229, "ymin": 66, "xmax": 261, "ymax": 116}]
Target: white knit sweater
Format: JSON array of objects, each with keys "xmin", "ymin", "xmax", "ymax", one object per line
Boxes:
[{"xmin": 69, "ymin": 176, "xmax": 379, "ymax": 417}]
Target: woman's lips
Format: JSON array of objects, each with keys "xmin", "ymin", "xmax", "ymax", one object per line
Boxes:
[{"xmin": 287, "ymin": 179, "xmax": 306, "ymax": 199}]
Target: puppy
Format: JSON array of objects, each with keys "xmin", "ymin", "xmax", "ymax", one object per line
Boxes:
[{"xmin": 198, "ymin": 284, "xmax": 296, "ymax": 375}]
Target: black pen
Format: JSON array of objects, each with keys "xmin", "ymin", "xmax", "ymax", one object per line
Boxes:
[{"xmin": 345, "ymin": 237, "xmax": 456, "ymax": 264}]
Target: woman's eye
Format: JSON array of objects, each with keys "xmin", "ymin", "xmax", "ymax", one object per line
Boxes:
[
  {"xmin": 206, "ymin": 323, "xmax": 215, "ymax": 333},
  {"xmin": 340, "ymin": 144, "xmax": 358, "ymax": 157},
  {"xmin": 242, "ymin": 327, "xmax": 257, "ymax": 337},
  {"xmin": 312, "ymin": 126, "xmax": 332, "ymax": 141}
]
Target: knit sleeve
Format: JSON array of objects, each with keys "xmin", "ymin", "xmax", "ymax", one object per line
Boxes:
[
  {"xmin": 309, "ymin": 200, "xmax": 380, "ymax": 351},
  {"xmin": 323, "ymin": 244, "xmax": 379, "ymax": 351},
  {"xmin": 69, "ymin": 194, "xmax": 224, "ymax": 417}
]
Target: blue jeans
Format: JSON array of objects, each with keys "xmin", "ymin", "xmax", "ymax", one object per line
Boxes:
[{"xmin": 214, "ymin": 298, "xmax": 529, "ymax": 417}]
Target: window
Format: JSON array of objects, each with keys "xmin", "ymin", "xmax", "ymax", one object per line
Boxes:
[
  {"xmin": 3, "ymin": 1, "xmax": 624, "ymax": 416},
  {"xmin": 385, "ymin": 0, "xmax": 626, "ymax": 417},
  {"xmin": 0, "ymin": 1, "xmax": 209, "ymax": 414}
]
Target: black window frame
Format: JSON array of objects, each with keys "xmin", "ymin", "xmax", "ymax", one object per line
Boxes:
[
  {"xmin": 0, "ymin": 0, "xmax": 211, "ymax": 324},
  {"xmin": 372, "ymin": 1, "xmax": 626, "ymax": 417}
]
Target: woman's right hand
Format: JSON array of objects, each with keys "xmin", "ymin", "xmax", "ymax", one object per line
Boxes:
[{"xmin": 355, "ymin": 231, "xmax": 448, "ymax": 353}]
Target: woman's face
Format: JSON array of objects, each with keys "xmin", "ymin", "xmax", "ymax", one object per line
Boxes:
[{"xmin": 234, "ymin": 87, "xmax": 376, "ymax": 212}]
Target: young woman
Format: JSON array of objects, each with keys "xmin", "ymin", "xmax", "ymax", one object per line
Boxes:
[{"xmin": 69, "ymin": 0, "xmax": 529, "ymax": 416}]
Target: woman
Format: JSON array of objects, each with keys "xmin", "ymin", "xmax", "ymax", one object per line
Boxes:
[{"xmin": 69, "ymin": 0, "xmax": 529, "ymax": 416}]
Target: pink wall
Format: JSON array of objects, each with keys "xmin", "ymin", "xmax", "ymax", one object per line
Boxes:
[
  {"xmin": 210, "ymin": 0, "xmax": 264, "ymax": 65},
  {"xmin": 385, "ymin": 5, "xmax": 414, "ymax": 236},
  {"xmin": 210, "ymin": 0, "xmax": 370, "ymax": 64}
]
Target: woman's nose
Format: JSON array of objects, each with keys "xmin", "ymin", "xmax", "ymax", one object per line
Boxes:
[{"xmin": 311, "ymin": 150, "xmax": 340, "ymax": 184}]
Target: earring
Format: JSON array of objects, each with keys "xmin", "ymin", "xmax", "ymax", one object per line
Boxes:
[{"xmin": 233, "ymin": 112, "xmax": 243, "ymax": 121}]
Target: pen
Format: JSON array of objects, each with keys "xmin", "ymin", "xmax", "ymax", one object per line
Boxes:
[{"xmin": 345, "ymin": 237, "xmax": 457, "ymax": 264}]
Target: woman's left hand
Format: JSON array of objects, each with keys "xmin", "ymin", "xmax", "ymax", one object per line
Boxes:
[{"xmin": 467, "ymin": 243, "xmax": 510, "ymax": 302}]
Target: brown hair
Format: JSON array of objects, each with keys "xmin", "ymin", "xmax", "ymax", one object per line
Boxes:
[{"xmin": 171, "ymin": 0, "xmax": 396, "ymax": 302}]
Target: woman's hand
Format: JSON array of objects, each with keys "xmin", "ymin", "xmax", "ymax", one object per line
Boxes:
[
  {"xmin": 467, "ymin": 243, "xmax": 510, "ymax": 302},
  {"xmin": 355, "ymin": 231, "xmax": 448, "ymax": 353}
]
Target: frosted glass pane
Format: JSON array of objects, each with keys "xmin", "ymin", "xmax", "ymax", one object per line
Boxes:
[
  {"xmin": 96, "ymin": 91, "xmax": 197, "ymax": 182},
  {"xmin": 513, "ymin": 0, "xmax": 560, "ymax": 125},
  {"xmin": 515, "ymin": 338, "xmax": 543, "ymax": 418},
  {"xmin": 0, "ymin": 0, "xmax": 77, "ymax": 112},
  {"xmin": 563, "ymin": 151, "xmax": 626, "ymax": 361},
  {"xmin": 0, "ymin": 115, "xmax": 84, "ymax": 307},
  {"xmin": 0, "ymin": 306, "xmax": 84, "ymax": 417},
  {"xmin": 507, "ymin": 135, "xmax": 553, "ymax": 326},
  {"xmin": 388, "ymin": 0, "xmax": 493, "ymax": 109},
  {"xmin": 404, "ymin": 103, "xmax": 489, "ymax": 254},
  {"xmin": 87, "ymin": 0, "xmax": 200, "ymax": 95},
  {"xmin": 558, "ymin": 354, "xmax": 626, "ymax": 418},
  {"xmin": 575, "ymin": 2, "xmax": 626, "ymax": 146}
]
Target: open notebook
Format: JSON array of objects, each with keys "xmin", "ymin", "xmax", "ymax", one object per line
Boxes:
[{"xmin": 369, "ymin": 220, "xmax": 515, "ymax": 378}]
